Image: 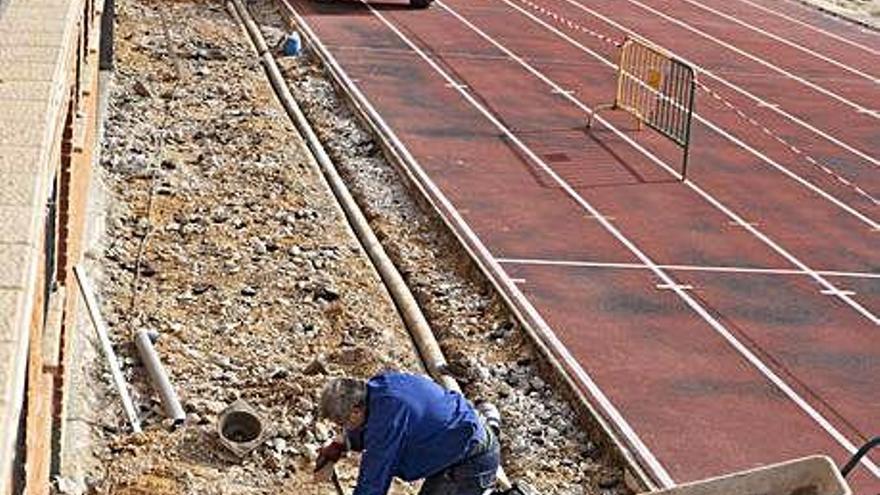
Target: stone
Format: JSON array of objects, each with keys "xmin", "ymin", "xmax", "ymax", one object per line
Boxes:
[
  {"xmin": 133, "ymin": 80, "xmax": 152, "ymax": 98},
  {"xmin": 314, "ymin": 285, "xmax": 339, "ymax": 302},
  {"xmin": 303, "ymin": 356, "xmax": 328, "ymax": 376},
  {"xmin": 252, "ymin": 237, "xmax": 268, "ymax": 255},
  {"xmin": 55, "ymin": 475, "xmax": 86, "ymax": 495},
  {"xmin": 271, "ymin": 437, "xmax": 288, "ymax": 453},
  {"xmin": 598, "ymin": 473, "xmax": 620, "ymax": 489},
  {"xmin": 270, "ymin": 367, "xmax": 289, "ymax": 379}
]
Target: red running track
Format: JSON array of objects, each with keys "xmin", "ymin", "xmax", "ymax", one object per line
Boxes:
[{"xmin": 279, "ymin": 0, "xmax": 880, "ymax": 490}]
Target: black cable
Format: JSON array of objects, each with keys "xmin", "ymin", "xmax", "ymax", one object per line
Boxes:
[{"xmin": 840, "ymin": 437, "xmax": 880, "ymax": 479}]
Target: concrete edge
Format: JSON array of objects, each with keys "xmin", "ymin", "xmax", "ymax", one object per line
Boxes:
[{"xmin": 273, "ymin": 0, "xmax": 661, "ymax": 491}]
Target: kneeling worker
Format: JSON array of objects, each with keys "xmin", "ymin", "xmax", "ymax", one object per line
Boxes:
[{"xmin": 316, "ymin": 371, "xmax": 500, "ymax": 495}]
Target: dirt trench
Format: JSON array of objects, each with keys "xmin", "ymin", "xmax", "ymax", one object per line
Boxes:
[{"xmin": 59, "ymin": 0, "xmax": 631, "ymax": 493}]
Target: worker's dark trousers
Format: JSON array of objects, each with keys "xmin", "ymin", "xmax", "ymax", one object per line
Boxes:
[{"xmin": 419, "ymin": 429, "xmax": 501, "ymax": 495}]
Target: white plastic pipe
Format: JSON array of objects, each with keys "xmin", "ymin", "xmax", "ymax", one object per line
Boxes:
[
  {"xmin": 134, "ymin": 329, "xmax": 185, "ymax": 426},
  {"xmin": 74, "ymin": 265, "xmax": 142, "ymax": 433}
]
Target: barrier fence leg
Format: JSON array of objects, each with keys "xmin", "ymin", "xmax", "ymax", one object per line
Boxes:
[{"xmin": 587, "ymin": 103, "xmax": 615, "ymax": 130}]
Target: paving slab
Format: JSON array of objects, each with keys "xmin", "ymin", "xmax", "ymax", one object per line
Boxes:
[
  {"xmin": 0, "ymin": 289, "xmax": 22, "ymax": 342},
  {"xmin": 0, "ymin": 244, "xmax": 32, "ymax": 289}
]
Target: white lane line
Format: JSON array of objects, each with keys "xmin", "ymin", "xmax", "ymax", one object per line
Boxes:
[
  {"xmin": 380, "ymin": 0, "xmax": 880, "ymax": 478},
  {"xmin": 556, "ymin": 0, "xmax": 880, "ymax": 168},
  {"xmin": 621, "ymin": 0, "xmax": 879, "ymax": 119},
  {"xmin": 516, "ymin": 0, "xmax": 880, "ymax": 228},
  {"xmin": 657, "ymin": 283, "xmax": 694, "ymax": 290},
  {"xmin": 496, "ymin": 257, "xmax": 880, "ymax": 280},
  {"xmin": 470, "ymin": 0, "xmax": 880, "ymax": 321},
  {"xmin": 285, "ymin": 1, "xmax": 674, "ymax": 486},
  {"xmin": 510, "ymin": 277, "xmax": 527, "ymax": 284},
  {"xmin": 681, "ymin": 0, "xmax": 880, "ymax": 84},
  {"xmin": 821, "ymin": 288, "xmax": 858, "ymax": 297},
  {"xmin": 364, "ymin": 3, "xmax": 678, "ymax": 486},
  {"xmin": 731, "ymin": 0, "xmax": 880, "ymax": 57}
]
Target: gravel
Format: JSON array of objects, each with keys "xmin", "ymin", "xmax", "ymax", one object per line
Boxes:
[
  {"xmin": 80, "ymin": 0, "xmax": 421, "ymax": 493},
  {"xmin": 68, "ymin": 0, "xmax": 633, "ymax": 493},
  {"xmin": 249, "ymin": 1, "xmax": 632, "ymax": 493}
]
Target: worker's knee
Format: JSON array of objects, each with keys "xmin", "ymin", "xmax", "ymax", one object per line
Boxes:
[{"xmin": 420, "ymin": 441, "xmax": 501, "ymax": 495}]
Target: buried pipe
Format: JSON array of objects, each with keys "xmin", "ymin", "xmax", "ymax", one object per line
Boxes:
[
  {"xmin": 134, "ymin": 329, "xmax": 186, "ymax": 427},
  {"xmin": 217, "ymin": 400, "xmax": 268, "ymax": 457},
  {"xmin": 227, "ymin": 0, "xmax": 513, "ymax": 489},
  {"xmin": 228, "ymin": 0, "xmax": 457, "ymax": 392}
]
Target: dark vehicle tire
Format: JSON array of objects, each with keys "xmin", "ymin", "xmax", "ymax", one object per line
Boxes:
[{"xmin": 410, "ymin": 0, "xmax": 432, "ymax": 9}]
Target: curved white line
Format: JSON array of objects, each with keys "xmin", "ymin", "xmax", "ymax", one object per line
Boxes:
[
  {"xmin": 681, "ymin": 0, "xmax": 880, "ymax": 84},
  {"xmin": 731, "ymin": 0, "xmax": 880, "ymax": 57},
  {"xmin": 556, "ymin": 0, "xmax": 880, "ymax": 168}
]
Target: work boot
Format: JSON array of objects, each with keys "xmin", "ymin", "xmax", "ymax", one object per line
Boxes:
[
  {"xmin": 475, "ymin": 401, "xmax": 501, "ymax": 436},
  {"xmin": 493, "ymin": 481, "xmax": 538, "ymax": 495}
]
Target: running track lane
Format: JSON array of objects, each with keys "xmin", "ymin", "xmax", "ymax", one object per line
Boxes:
[
  {"xmin": 527, "ymin": 0, "xmax": 880, "ymax": 166},
  {"xmin": 279, "ymin": 0, "xmax": 880, "ymax": 490},
  {"xmin": 434, "ymin": 0, "xmax": 880, "ymax": 272}
]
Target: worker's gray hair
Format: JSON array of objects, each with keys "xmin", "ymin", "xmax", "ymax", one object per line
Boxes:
[{"xmin": 320, "ymin": 377, "xmax": 367, "ymax": 423}]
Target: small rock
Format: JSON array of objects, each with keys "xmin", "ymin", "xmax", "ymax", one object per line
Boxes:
[
  {"xmin": 211, "ymin": 208, "xmax": 230, "ymax": 223},
  {"xmin": 498, "ymin": 383, "xmax": 513, "ymax": 398},
  {"xmin": 303, "ymin": 356, "xmax": 328, "ymax": 376},
  {"xmin": 192, "ymin": 283, "xmax": 211, "ymax": 295},
  {"xmin": 314, "ymin": 422, "xmax": 333, "ymax": 441},
  {"xmin": 315, "ymin": 286, "xmax": 339, "ymax": 302},
  {"xmin": 204, "ymin": 400, "xmax": 226, "ymax": 415},
  {"xmin": 598, "ymin": 473, "xmax": 620, "ymax": 489},
  {"xmin": 303, "ymin": 444, "xmax": 319, "ymax": 461},
  {"xmin": 271, "ymin": 437, "xmax": 288, "ymax": 453},
  {"xmin": 252, "ymin": 238, "xmax": 268, "ymax": 255},
  {"xmin": 140, "ymin": 262, "xmax": 157, "ymax": 277},
  {"xmin": 55, "ymin": 475, "xmax": 86, "ymax": 495},
  {"xmin": 270, "ymin": 367, "xmax": 290, "ymax": 379},
  {"xmin": 133, "ymin": 80, "xmax": 152, "ymax": 98}
]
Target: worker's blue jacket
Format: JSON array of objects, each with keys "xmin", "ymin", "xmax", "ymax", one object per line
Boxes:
[{"xmin": 347, "ymin": 372, "xmax": 484, "ymax": 495}]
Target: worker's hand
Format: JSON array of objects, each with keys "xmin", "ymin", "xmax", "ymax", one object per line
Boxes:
[
  {"xmin": 314, "ymin": 440, "xmax": 346, "ymax": 474},
  {"xmin": 313, "ymin": 462, "xmax": 335, "ymax": 483}
]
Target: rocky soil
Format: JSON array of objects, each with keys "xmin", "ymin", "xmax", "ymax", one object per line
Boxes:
[
  {"xmin": 800, "ymin": 0, "xmax": 880, "ymax": 25},
  {"xmin": 76, "ymin": 1, "xmax": 421, "ymax": 493},
  {"xmin": 62, "ymin": 0, "xmax": 633, "ymax": 493}
]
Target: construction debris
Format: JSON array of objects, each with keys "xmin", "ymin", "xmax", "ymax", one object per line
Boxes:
[
  {"xmin": 134, "ymin": 329, "xmax": 186, "ymax": 427},
  {"xmin": 70, "ymin": 0, "xmax": 421, "ymax": 492},
  {"xmin": 59, "ymin": 0, "xmax": 631, "ymax": 492},
  {"xmin": 217, "ymin": 400, "xmax": 268, "ymax": 457}
]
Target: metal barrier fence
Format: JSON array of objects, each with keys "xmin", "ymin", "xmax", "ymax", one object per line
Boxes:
[{"xmin": 588, "ymin": 37, "xmax": 697, "ymax": 179}]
